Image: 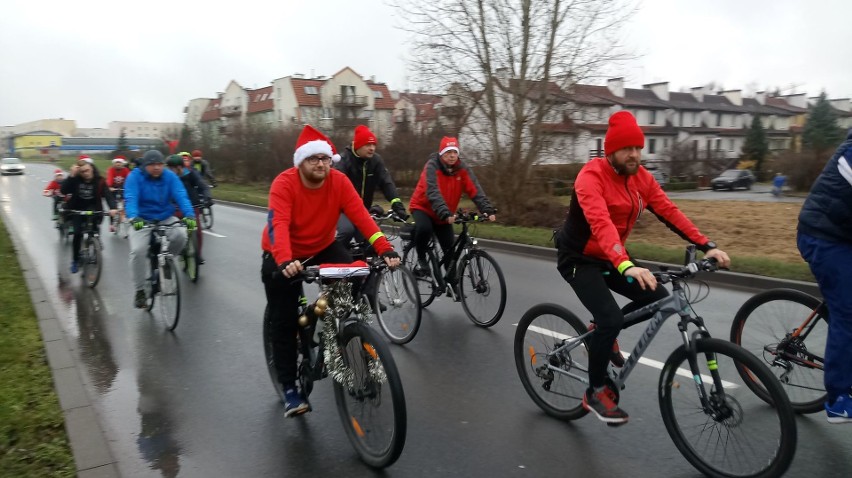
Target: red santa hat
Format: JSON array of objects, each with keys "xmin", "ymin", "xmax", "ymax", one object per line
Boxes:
[
  {"xmin": 54, "ymin": 168, "xmax": 64, "ymax": 175},
  {"xmin": 78, "ymin": 155, "xmax": 93, "ymax": 164},
  {"xmin": 604, "ymin": 111, "xmax": 645, "ymax": 156},
  {"xmin": 353, "ymin": 125, "xmax": 377, "ymax": 151},
  {"xmin": 439, "ymin": 137, "xmax": 460, "ymax": 156},
  {"xmin": 293, "ymin": 125, "xmax": 341, "ymax": 167}
]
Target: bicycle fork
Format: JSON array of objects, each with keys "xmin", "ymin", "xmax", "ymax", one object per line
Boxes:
[{"xmin": 681, "ymin": 324, "xmax": 734, "ymax": 421}]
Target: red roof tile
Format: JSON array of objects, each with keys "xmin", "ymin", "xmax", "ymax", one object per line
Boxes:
[
  {"xmin": 367, "ymin": 82, "xmax": 395, "ymax": 109},
  {"xmin": 247, "ymin": 86, "xmax": 274, "ymax": 114},
  {"xmin": 200, "ymin": 98, "xmax": 221, "ymax": 122},
  {"xmin": 291, "ymin": 78, "xmax": 325, "ymax": 107}
]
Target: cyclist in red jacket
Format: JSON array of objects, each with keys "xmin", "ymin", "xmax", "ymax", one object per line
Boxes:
[
  {"xmin": 555, "ymin": 110, "xmax": 730, "ymax": 425},
  {"xmin": 408, "ymin": 136, "xmax": 496, "ymax": 276},
  {"xmin": 43, "ymin": 168, "xmax": 66, "ymax": 221},
  {"xmin": 260, "ymin": 125, "xmax": 401, "ymax": 417},
  {"xmin": 106, "ymin": 156, "xmax": 130, "ymax": 232}
]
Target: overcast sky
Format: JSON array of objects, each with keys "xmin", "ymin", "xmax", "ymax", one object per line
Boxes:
[{"xmin": 2, "ymin": 0, "xmax": 849, "ymax": 128}]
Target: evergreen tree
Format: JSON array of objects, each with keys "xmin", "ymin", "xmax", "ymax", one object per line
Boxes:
[
  {"xmin": 743, "ymin": 115, "xmax": 769, "ymax": 171},
  {"xmin": 803, "ymin": 92, "xmax": 843, "ymax": 155},
  {"xmin": 116, "ymin": 128, "xmax": 129, "ymax": 152}
]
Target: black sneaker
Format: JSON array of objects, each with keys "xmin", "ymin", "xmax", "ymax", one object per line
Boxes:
[
  {"xmin": 588, "ymin": 323, "xmax": 626, "ymax": 367},
  {"xmin": 414, "ymin": 259, "xmax": 430, "ymax": 278},
  {"xmin": 134, "ymin": 289, "xmax": 147, "ymax": 308},
  {"xmin": 583, "ymin": 386, "xmax": 628, "ymax": 425}
]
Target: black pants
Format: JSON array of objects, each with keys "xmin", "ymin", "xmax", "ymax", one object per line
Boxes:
[
  {"xmin": 412, "ymin": 210, "xmax": 454, "ymax": 263},
  {"xmin": 71, "ymin": 215, "xmax": 102, "ymax": 263},
  {"xmin": 561, "ymin": 259, "xmax": 669, "ymax": 389},
  {"xmin": 261, "ymin": 241, "xmax": 353, "ymax": 387}
]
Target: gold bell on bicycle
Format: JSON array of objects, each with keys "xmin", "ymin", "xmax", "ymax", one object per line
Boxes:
[
  {"xmin": 314, "ymin": 296, "xmax": 328, "ymax": 316},
  {"xmin": 298, "ymin": 314, "xmax": 310, "ymax": 327}
]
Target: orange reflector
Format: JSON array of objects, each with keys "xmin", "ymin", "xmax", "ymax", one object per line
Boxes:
[
  {"xmin": 528, "ymin": 346, "xmax": 536, "ymax": 365},
  {"xmin": 363, "ymin": 343, "xmax": 378, "ymax": 359},
  {"xmin": 351, "ymin": 417, "xmax": 365, "ymax": 437}
]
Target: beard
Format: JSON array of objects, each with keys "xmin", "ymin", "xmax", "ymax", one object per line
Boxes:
[{"xmin": 610, "ymin": 159, "xmax": 639, "ymax": 176}]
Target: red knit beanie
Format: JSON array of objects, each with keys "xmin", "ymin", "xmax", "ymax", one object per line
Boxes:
[
  {"xmin": 604, "ymin": 111, "xmax": 645, "ymax": 156},
  {"xmin": 439, "ymin": 137, "xmax": 460, "ymax": 156},
  {"xmin": 353, "ymin": 125, "xmax": 377, "ymax": 151}
]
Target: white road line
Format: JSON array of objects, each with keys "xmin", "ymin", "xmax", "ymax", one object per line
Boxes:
[
  {"xmin": 522, "ymin": 324, "xmax": 738, "ymax": 388},
  {"xmin": 202, "ymin": 230, "xmax": 226, "ymax": 238}
]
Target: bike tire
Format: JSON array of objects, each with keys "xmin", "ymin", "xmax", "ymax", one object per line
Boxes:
[
  {"xmin": 730, "ymin": 288, "xmax": 827, "ymax": 414},
  {"xmin": 459, "ymin": 250, "xmax": 506, "ymax": 327},
  {"xmin": 402, "ymin": 243, "xmax": 437, "ymax": 308},
  {"xmin": 82, "ymin": 237, "xmax": 102, "ymax": 288},
  {"xmin": 333, "ymin": 323, "xmax": 406, "ymax": 468},
  {"xmin": 201, "ymin": 207, "xmax": 213, "ymax": 230},
  {"xmin": 659, "ymin": 338, "xmax": 797, "ymax": 478},
  {"xmin": 374, "ymin": 266, "xmax": 422, "ymax": 344},
  {"xmin": 156, "ymin": 256, "xmax": 181, "ymax": 331},
  {"xmin": 514, "ymin": 303, "xmax": 590, "ymax": 421}
]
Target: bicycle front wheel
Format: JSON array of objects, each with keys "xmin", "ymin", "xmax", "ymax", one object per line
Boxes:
[
  {"xmin": 660, "ymin": 338, "xmax": 797, "ymax": 478},
  {"xmin": 731, "ymin": 288, "xmax": 827, "ymax": 414},
  {"xmin": 514, "ymin": 303, "xmax": 590, "ymax": 421},
  {"xmin": 183, "ymin": 231, "xmax": 200, "ymax": 283},
  {"xmin": 201, "ymin": 207, "xmax": 213, "ymax": 230},
  {"xmin": 375, "ymin": 267, "xmax": 422, "ymax": 344},
  {"xmin": 82, "ymin": 237, "xmax": 102, "ymax": 288},
  {"xmin": 402, "ymin": 244, "xmax": 438, "ymax": 308},
  {"xmin": 459, "ymin": 250, "xmax": 506, "ymax": 327},
  {"xmin": 333, "ymin": 323, "xmax": 406, "ymax": 468},
  {"xmin": 155, "ymin": 256, "xmax": 181, "ymax": 331}
]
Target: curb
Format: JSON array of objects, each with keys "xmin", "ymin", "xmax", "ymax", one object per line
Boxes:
[
  {"xmin": 214, "ymin": 198, "xmax": 821, "ymax": 297},
  {"xmin": 0, "ymin": 210, "xmax": 120, "ymax": 478}
]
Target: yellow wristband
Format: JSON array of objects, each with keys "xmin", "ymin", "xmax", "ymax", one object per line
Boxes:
[
  {"xmin": 368, "ymin": 231, "xmax": 385, "ymax": 244},
  {"xmin": 617, "ymin": 261, "xmax": 635, "ymax": 275}
]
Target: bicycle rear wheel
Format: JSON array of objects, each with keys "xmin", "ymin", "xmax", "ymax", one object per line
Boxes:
[
  {"xmin": 334, "ymin": 323, "xmax": 406, "ymax": 468},
  {"xmin": 374, "ymin": 267, "xmax": 421, "ymax": 344},
  {"xmin": 660, "ymin": 338, "xmax": 797, "ymax": 478},
  {"xmin": 155, "ymin": 256, "xmax": 181, "ymax": 331},
  {"xmin": 459, "ymin": 250, "xmax": 506, "ymax": 327},
  {"xmin": 731, "ymin": 288, "xmax": 827, "ymax": 414},
  {"xmin": 514, "ymin": 303, "xmax": 590, "ymax": 421},
  {"xmin": 81, "ymin": 237, "xmax": 102, "ymax": 288},
  {"xmin": 402, "ymin": 243, "xmax": 438, "ymax": 308}
]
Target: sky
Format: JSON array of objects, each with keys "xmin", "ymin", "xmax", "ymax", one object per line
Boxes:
[{"xmin": 1, "ymin": 0, "xmax": 849, "ymax": 128}]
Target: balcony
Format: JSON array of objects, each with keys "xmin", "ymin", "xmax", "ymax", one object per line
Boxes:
[
  {"xmin": 221, "ymin": 105, "xmax": 242, "ymax": 117},
  {"xmin": 333, "ymin": 95, "xmax": 368, "ymax": 107}
]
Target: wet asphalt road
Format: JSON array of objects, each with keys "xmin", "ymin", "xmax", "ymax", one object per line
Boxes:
[{"xmin": 2, "ymin": 164, "xmax": 849, "ymax": 478}]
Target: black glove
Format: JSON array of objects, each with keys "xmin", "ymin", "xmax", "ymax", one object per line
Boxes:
[
  {"xmin": 369, "ymin": 204, "xmax": 385, "ymax": 216},
  {"xmin": 380, "ymin": 250, "xmax": 400, "ymax": 260},
  {"xmin": 391, "ymin": 202, "xmax": 409, "ymax": 221}
]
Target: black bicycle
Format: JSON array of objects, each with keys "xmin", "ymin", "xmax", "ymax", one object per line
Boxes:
[
  {"xmin": 401, "ymin": 211, "xmax": 506, "ymax": 327},
  {"xmin": 142, "ymin": 221, "xmax": 186, "ymax": 331},
  {"xmin": 66, "ymin": 209, "xmax": 109, "ymax": 288},
  {"xmin": 730, "ymin": 288, "xmax": 827, "ymax": 414},
  {"xmin": 514, "ymin": 246, "xmax": 797, "ymax": 478},
  {"xmin": 262, "ymin": 260, "xmax": 406, "ymax": 468}
]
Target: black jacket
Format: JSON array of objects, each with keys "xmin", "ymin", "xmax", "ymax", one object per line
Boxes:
[
  {"xmin": 60, "ymin": 173, "xmax": 116, "ymax": 212},
  {"xmin": 798, "ymin": 130, "xmax": 852, "ymax": 245},
  {"xmin": 334, "ymin": 147, "xmax": 402, "ymax": 209}
]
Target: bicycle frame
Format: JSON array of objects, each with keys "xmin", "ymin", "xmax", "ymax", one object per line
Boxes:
[
  {"xmin": 545, "ymin": 273, "xmax": 723, "ymax": 411},
  {"xmin": 426, "ymin": 219, "xmax": 477, "ymax": 293}
]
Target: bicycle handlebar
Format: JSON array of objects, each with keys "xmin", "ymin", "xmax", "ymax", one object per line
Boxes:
[
  {"xmin": 64, "ymin": 210, "xmax": 112, "ymax": 216},
  {"xmin": 653, "ymin": 258, "xmax": 719, "ymax": 284}
]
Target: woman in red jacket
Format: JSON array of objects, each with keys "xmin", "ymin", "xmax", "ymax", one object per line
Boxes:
[{"xmin": 408, "ymin": 137, "xmax": 496, "ymax": 275}]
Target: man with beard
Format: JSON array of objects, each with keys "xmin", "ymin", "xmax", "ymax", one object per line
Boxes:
[
  {"xmin": 554, "ymin": 110, "xmax": 730, "ymax": 425},
  {"xmin": 260, "ymin": 125, "xmax": 401, "ymax": 417},
  {"xmin": 61, "ymin": 161, "xmax": 117, "ymax": 273}
]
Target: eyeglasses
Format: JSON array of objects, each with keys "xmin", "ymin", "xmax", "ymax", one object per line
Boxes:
[{"xmin": 304, "ymin": 156, "xmax": 332, "ymax": 165}]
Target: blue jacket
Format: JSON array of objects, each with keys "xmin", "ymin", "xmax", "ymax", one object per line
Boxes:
[
  {"xmin": 124, "ymin": 167, "xmax": 195, "ymax": 221},
  {"xmin": 797, "ymin": 130, "xmax": 852, "ymax": 245}
]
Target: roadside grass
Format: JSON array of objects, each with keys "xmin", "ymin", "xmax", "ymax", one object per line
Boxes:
[
  {"xmin": 211, "ymin": 181, "xmax": 813, "ymax": 282},
  {"xmin": 0, "ymin": 217, "xmax": 75, "ymax": 477}
]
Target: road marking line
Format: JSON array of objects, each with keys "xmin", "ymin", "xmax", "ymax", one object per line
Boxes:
[
  {"xmin": 522, "ymin": 324, "xmax": 738, "ymax": 388},
  {"xmin": 202, "ymin": 230, "xmax": 226, "ymax": 238}
]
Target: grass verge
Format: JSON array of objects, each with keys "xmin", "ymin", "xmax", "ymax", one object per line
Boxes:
[{"xmin": 0, "ymin": 216, "xmax": 75, "ymax": 477}]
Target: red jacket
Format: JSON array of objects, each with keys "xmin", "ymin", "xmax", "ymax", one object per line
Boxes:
[
  {"xmin": 409, "ymin": 153, "xmax": 494, "ymax": 223},
  {"xmin": 261, "ymin": 168, "xmax": 392, "ymax": 265},
  {"xmin": 43, "ymin": 180, "xmax": 64, "ymax": 197},
  {"xmin": 558, "ymin": 157, "xmax": 710, "ymax": 271},
  {"xmin": 106, "ymin": 167, "xmax": 129, "ymax": 188}
]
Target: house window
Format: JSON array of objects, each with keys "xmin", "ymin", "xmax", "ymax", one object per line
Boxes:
[
  {"xmin": 304, "ymin": 86, "xmax": 318, "ymax": 95},
  {"xmin": 663, "ymin": 138, "xmax": 669, "ymax": 149},
  {"xmin": 716, "ymin": 113, "xmax": 722, "ymax": 127},
  {"xmin": 649, "ymin": 110, "xmax": 657, "ymax": 125},
  {"xmin": 595, "ymin": 138, "xmax": 603, "ymax": 156},
  {"xmin": 648, "ymin": 138, "xmax": 656, "ymax": 154},
  {"xmin": 373, "ymin": 90, "xmax": 383, "ymax": 99},
  {"xmin": 728, "ymin": 139, "xmax": 735, "ymax": 151},
  {"xmin": 321, "ymin": 108, "xmax": 333, "ymax": 119},
  {"xmin": 715, "ymin": 139, "xmax": 722, "ymax": 150},
  {"xmin": 730, "ymin": 115, "xmax": 736, "ymax": 127}
]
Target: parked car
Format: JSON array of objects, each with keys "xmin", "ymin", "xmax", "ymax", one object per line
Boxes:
[
  {"xmin": 711, "ymin": 169, "xmax": 755, "ymax": 190},
  {"xmin": 1, "ymin": 157, "xmax": 26, "ymax": 175},
  {"xmin": 647, "ymin": 168, "xmax": 669, "ymax": 186}
]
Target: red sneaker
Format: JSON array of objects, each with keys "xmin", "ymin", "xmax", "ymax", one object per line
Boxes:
[
  {"xmin": 588, "ymin": 323, "xmax": 626, "ymax": 367},
  {"xmin": 583, "ymin": 385, "xmax": 629, "ymax": 424}
]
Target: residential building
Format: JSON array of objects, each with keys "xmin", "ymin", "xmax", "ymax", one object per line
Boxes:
[{"xmin": 108, "ymin": 121, "xmax": 182, "ymax": 139}]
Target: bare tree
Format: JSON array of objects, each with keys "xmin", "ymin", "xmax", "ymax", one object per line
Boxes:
[{"xmin": 394, "ymin": 0, "xmax": 637, "ymax": 218}]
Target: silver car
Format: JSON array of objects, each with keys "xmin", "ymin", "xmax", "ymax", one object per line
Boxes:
[{"xmin": 1, "ymin": 157, "xmax": 26, "ymax": 175}]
